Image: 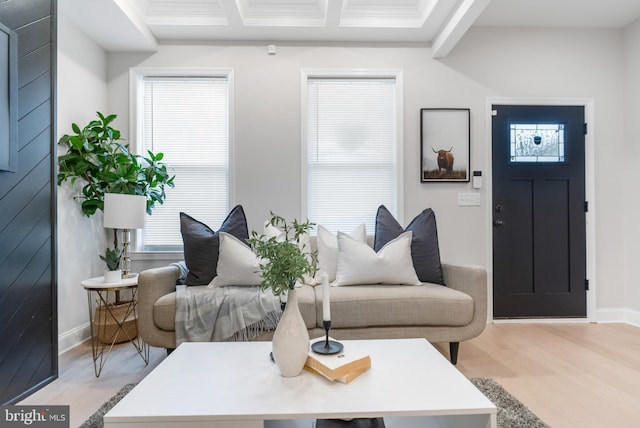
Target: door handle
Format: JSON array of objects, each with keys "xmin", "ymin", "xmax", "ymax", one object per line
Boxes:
[{"xmin": 493, "ymin": 219, "xmax": 506, "ymax": 227}]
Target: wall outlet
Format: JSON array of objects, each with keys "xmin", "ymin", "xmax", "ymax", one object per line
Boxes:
[{"xmin": 458, "ymin": 193, "xmax": 481, "ymax": 206}]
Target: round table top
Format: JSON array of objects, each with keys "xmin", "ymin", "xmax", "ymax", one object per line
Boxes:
[{"xmin": 81, "ymin": 274, "xmax": 138, "ymax": 290}]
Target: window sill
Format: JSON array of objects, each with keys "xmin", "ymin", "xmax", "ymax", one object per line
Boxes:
[{"xmin": 130, "ymin": 251, "xmax": 184, "ymax": 262}]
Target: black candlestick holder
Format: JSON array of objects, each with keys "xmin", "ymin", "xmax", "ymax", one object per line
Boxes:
[{"xmin": 311, "ymin": 320, "xmax": 343, "ymax": 354}]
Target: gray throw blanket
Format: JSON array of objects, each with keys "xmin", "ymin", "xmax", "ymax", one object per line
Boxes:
[{"xmin": 175, "ymin": 284, "xmax": 282, "ymax": 346}]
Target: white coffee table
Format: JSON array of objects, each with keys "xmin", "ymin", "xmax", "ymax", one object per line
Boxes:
[{"xmin": 104, "ymin": 339, "xmax": 496, "ymax": 428}]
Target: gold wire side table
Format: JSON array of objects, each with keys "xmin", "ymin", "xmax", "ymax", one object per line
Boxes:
[{"xmin": 81, "ymin": 275, "xmax": 149, "ymax": 377}]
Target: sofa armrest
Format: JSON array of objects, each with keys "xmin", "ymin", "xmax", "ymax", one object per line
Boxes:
[
  {"xmin": 441, "ymin": 263, "xmax": 488, "ymax": 339},
  {"xmin": 137, "ymin": 264, "xmax": 182, "ymax": 349}
]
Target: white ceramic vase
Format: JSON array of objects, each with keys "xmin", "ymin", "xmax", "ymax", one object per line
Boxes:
[
  {"xmin": 272, "ymin": 288, "xmax": 310, "ymax": 377},
  {"xmin": 103, "ymin": 269, "xmax": 122, "ymax": 283}
]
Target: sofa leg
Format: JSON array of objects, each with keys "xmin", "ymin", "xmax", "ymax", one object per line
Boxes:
[
  {"xmin": 449, "ymin": 342, "xmax": 459, "ymax": 365},
  {"xmin": 166, "ymin": 348, "xmax": 175, "ymax": 356}
]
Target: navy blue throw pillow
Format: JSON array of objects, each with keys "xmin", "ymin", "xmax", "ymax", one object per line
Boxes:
[
  {"xmin": 374, "ymin": 205, "xmax": 445, "ymax": 285},
  {"xmin": 180, "ymin": 205, "xmax": 249, "ymax": 285}
]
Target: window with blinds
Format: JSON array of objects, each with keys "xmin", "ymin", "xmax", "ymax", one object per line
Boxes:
[
  {"xmin": 305, "ymin": 76, "xmax": 400, "ymax": 234},
  {"xmin": 138, "ymin": 76, "xmax": 230, "ymax": 251}
]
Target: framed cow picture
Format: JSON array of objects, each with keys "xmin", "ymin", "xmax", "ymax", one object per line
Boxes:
[{"xmin": 420, "ymin": 108, "xmax": 470, "ymax": 182}]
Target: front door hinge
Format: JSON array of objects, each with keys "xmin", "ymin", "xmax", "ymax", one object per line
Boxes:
[
  {"xmin": 584, "ymin": 201, "xmax": 589, "ymax": 212},
  {"xmin": 583, "ymin": 123, "xmax": 588, "ymax": 135},
  {"xmin": 585, "ymin": 279, "xmax": 590, "ymax": 291}
]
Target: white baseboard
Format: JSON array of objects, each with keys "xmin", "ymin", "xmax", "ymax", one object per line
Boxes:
[
  {"xmin": 627, "ymin": 309, "xmax": 640, "ymax": 327},
  {"xmin": 488, "ymin": 309, "xmax": 640, "ymax": 328},
  {"xmin": 596, "ymin": 308, "xmax": 640, "ymax": 327},
  {"xmin": 58, "ymin": 322, "xmax": 91, "ymax": 354}
]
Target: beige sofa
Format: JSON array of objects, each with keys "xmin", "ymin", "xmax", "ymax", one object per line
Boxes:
[{"xmin": 137, "ymin": 257, "xmax": 487, "ymax": 364}]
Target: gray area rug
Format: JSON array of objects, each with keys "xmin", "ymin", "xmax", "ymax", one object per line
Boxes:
[
  {"xmin": 79, "ymin": 383, "xmax": 136, "ymax": 428},
  {"xmin": 470, "ymin": 378, "xmax": 549, "ymax": 428},
  {"xmin": 80, "ymin": 378, "xmax": 548, "ymax": 428}
]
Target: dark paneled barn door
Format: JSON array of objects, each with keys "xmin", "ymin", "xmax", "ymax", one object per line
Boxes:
[{"xmin": 0, "ymin": 0, "xmax": 57, "ymax": 404}]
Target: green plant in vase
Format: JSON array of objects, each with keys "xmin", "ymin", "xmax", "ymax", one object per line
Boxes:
[
  {"xmin": 100, "ymin": 247, "xmax": 123, "ymax": 283},
  {"xmin": 248, "ymin": 213, "xmax": 318, "ymax": 298},
  {"xmin": 100, "ymin": 247, "xmax": 122, "ymax": 271},
  {"xmin": 248, "ymin": 212, "xmax": 319, "ymax": 377}
]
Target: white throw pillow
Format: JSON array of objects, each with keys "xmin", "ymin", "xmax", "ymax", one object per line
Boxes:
[
  {"xmin": 264, "ymin": 222, "xmax": 286, "ymax": 242},
  {"xmin": 317, "ymin": 224, "xmax": 367, "ymax": 282},
  {"xmin": 208, "ymin": 232, "xmax": 262, "ymax": 287},
  {"xmin": 333, "ymin": 231, "xmax": 421, "ymax": 286}
]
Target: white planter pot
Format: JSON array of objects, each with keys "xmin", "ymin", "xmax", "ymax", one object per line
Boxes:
[
  {"xmin": 271, "ymin": 288, "xmax": 310, "ymax": 377},
  {"xmin": 103, "ymin": 269, "xmax": 122, "ymax": 283}
]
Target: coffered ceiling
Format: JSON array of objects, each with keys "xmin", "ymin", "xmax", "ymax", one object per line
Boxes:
[{"xmin": 60, "ymin": 0, "xmax": 640, "ymax": 58}]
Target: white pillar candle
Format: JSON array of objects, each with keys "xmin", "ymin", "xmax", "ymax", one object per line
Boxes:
[{"xmin": 322, "ymin": 271, "xmax": 331, "ymax": 321}]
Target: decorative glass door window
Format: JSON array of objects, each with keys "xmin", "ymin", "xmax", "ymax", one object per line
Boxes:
[{"xmin": 509, "ymin": 123, "xmax": 565, "ymax": 163}]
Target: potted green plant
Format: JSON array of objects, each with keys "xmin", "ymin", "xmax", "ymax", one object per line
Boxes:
[
  {"xmin": 58, "ymin": 112, "xmax": 174, "ymax": 342},
  {"xmin": 248, "ymin": 213, "xmax": 318, "ymax": 377},
  {"xmin": 95, "ymin": 245, "xmax": 137, "ymax": 344},
  {"xmin": 57, "ymin": 111, "xmax": 175, "ymax": 218},
  {"xmin": 100, "ymin": 247, "xmax": 122, "ymax": 283}
]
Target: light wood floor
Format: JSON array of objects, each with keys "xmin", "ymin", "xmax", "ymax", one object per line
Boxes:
[{"xmin": 19, "ymin": 323, "xmax": 640, "ymax": 427}]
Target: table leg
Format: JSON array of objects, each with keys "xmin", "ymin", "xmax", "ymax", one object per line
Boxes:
[{"xmin": 87, "ymin": 289, "xmax": 149, "ymax": 377}]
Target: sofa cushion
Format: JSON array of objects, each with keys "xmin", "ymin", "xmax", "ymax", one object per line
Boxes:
[
  {"xmin": 333, "ymin": 231, "xmax": 421, "ymax": 286},
  {"xmin": 317, "ymin": 224, "xmax": 367, "ymax": 282},
  {"xmin": 153, "ymin": 285, "xmax": 318, "ymax": 332},
  {"xmin": 180, "ymin": 205, "xmax": 249, "ymax": 285},
  {"xmin": 374, "ymin": 205, "xmax": 444, "ymax": 285},
  {"xmin": 317, "ymin": 283, "xmax": 473, "ymax": 328},
  {"xmin": 209, "ymin": 232, "xmax": 262, "ymax": 287}
]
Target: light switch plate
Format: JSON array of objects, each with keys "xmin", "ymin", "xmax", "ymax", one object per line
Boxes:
[{"xmin": 458, "ymin": 193, "xmax": 481, "ymax": 206}]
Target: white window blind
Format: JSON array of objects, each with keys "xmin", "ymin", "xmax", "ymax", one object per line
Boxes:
[
  {"xmin": 306, "ymin": 77, "xmax": 398, "ymax": 233},
  {"xmin": 140, "ymin": 76, "xmax": 229, "ymax": 251}
]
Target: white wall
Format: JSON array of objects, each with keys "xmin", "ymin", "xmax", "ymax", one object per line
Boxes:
[
  {"xmin": 442, "ymin": 27, "xmax": 628, "ymax": 317},
  {"xmin": 107, "ymin": 27, "xmax": 626, "ymax": 310},
  {"xmin": 107, "ymin": 44, "xmax": 493, "ymax": 265},
  {"xmin": 57, "ymin": 12, "xmax": 109, "ymax": 351},
  {"xmin": 623, "ymin": 19, "xmax": 640, "ymax": 320},
  {"xmin": 56, "ymin": 24, "xmax": 639, "ymax": 346}
]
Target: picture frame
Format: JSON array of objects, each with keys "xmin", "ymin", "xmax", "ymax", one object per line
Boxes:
[
  {"xmin": 420, "ymin": 108, "xmax": 470, "ymax": 182},
  {"xmin": 0, "ymin": 21, "xmax": 18, "ymax": 173}
]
